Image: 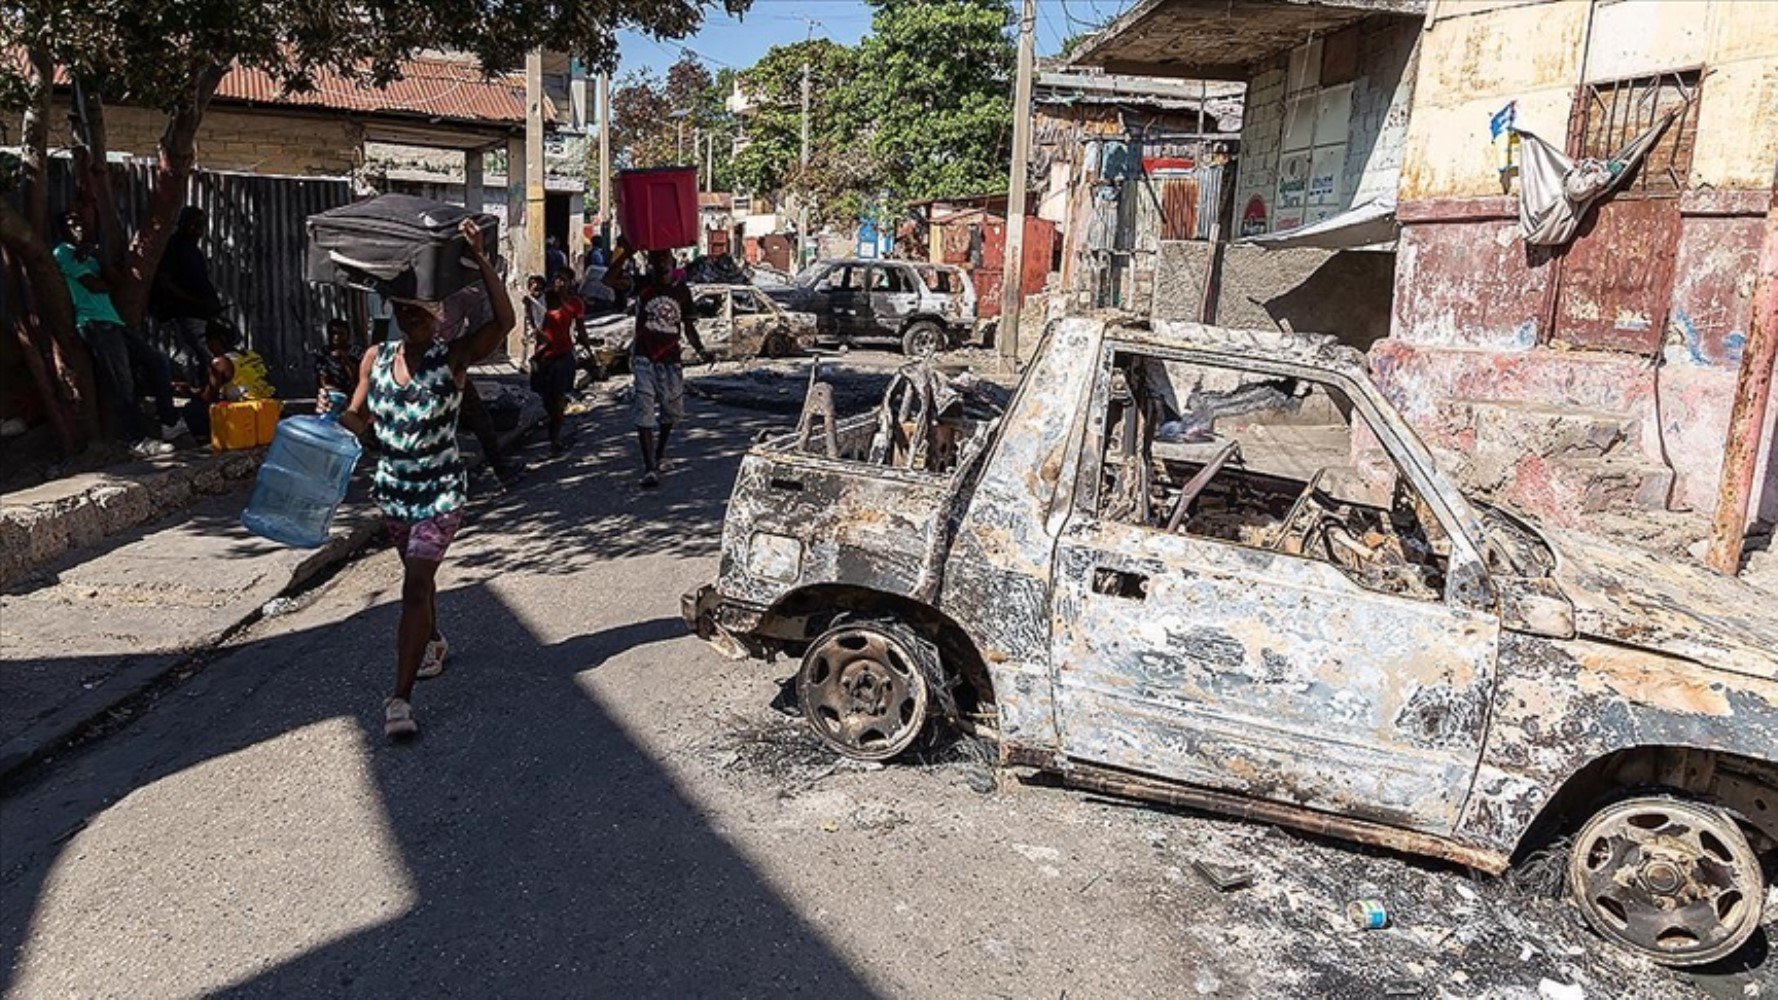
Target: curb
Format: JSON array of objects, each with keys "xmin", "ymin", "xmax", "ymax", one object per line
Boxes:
[
  {"xmin": 0, "ymin": 514, "xmax": 381, "ymax": 786},
  {"xmin": 0, "ymin": 410, "xmax": 539, "ymax": 787}
]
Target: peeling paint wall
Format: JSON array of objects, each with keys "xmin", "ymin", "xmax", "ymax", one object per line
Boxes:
[{"xmin": 1381, "ymin": 0, "xmax": 1778, "ymax": 541}]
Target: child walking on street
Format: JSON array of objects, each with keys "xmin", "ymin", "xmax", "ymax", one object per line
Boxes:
[{"xmin": 318, "ymin": 218, "xmax": 514, "ymax": 740}]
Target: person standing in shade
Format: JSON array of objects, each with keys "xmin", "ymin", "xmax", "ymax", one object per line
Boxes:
[
  {"xmin": 531, "ymin": 267, "xmax": 584, "ymax": 454},
  {"xmin": 53, "ymin": 212, "xmax": 180, "ymax": 457},
  {"xmin": 151, "ymin": 206, "xmax": 222, "ymax": 379},
  {"xmin": 631, "ymin": 249, "xmax": 710, "ymax": 488},
  {"xmin": 318, "ymin": 218, "xmax": 514, "ymax": 741},
  {"xmin": 545, "ymin": 235, "xmax": 567, "ymax": 281}
]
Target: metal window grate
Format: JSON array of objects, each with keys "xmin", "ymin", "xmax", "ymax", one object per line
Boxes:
[{"xmin": 1569, "ymin": 70, "xmax": 1701, "ymax": 199}]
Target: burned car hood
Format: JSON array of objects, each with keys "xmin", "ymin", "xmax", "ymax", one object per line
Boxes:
[{"xmin": 1540, "ymin": 525, "xmax": 1778, "ymax": 681}]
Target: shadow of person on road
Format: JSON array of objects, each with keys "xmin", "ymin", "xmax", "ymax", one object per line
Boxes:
[
  {"xmin": 0, "ymin": 396, "xmax": 880, "ymax": 998},
  {"xmin": 0, "ymin": 588, "xmax": 878, "ymax": 997}
]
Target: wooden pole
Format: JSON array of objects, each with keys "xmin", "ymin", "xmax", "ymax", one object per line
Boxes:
[
  {"xmin": 1704, "ymin": 188, "xmax": 1778, "ymax": 574},
  {"xmin": 999, "ymin": 0, "xmax": 1036, "ymax": 368},
  {"xmin": 598, "ymin": 72, "xmax": 613, "ymax": 240}
]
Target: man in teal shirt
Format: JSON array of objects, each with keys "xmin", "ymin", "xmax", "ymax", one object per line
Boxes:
[{"xmin": 54, "ymin": 212, "xmax": 181, "ymax": 456}]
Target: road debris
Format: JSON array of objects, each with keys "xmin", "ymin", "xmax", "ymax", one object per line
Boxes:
[
  {"xmin": 1190, "ymin": 859, "xmax": 1252, "ymax": 893},
  {"xmin": 1348, "ymin": 898, "xmax": 1390, "ymax": 930}
]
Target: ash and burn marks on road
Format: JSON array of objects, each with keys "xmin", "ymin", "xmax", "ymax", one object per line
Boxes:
[{"xmin": 692, "ymin": 690, "xmax": 1738, "ymax": 999}]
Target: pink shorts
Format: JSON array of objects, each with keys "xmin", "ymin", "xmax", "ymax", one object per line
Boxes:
[{"xmin": 387, "ymin": 512, "xmax": 463, "ymax": 563}]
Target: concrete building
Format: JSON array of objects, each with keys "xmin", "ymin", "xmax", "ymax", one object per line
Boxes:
[
  {"xmin": 1376, "ymin": 0, "xmax": 1778, "ymax": 538},
  {"xmin": 1070, "ymin": 0, "xmax": 1778, "ymax": 548},
  {"xmin": 1069, "ymin": 0, "xmax": 1426, "ymax": 349},
  {"xmin": 1031, "ymin": 65, "xmax": 1244, "ymax": 314}
]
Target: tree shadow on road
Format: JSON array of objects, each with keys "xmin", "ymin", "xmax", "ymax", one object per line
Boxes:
[{"xmin": 0, "ymin": 582, "xmax": 879, "ymax": 998}]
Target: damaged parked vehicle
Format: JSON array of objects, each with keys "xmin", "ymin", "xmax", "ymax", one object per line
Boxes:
[
  {"xmin": 764, "ymin": 258, "xmax": 976, "ymax": 357},
  {"xmin": 685, "ymin": 317, "xmax": 1778, "ymax": 967},
  {"xmin": 580, "ymin": 284, "xmax": 817, "ymax": 372}
]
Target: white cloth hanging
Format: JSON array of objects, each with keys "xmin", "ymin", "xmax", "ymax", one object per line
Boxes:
[{"xmin": 1512, "ymin": 108, "xmax": 1680, "ymax": 246}]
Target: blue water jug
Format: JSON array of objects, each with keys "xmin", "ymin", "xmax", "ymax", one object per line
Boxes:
[{"xmin": 241, "ymin": 392, "xmax": 362, "ymax": 547}]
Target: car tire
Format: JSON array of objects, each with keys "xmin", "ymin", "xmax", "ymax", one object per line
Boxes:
[
  {"xmin": 1565, "ymin": 794, "xmax": 1766, "ymax": 967},
  {"xmin": 796, "ymin": 619, "xmax": 935, "ymax": 762},
  {"xmin": 901, "ymin": 320, "xmax": 944, "ymax": 358},
  {"xmin": 759, "ymin": 330, "xmax": 794, "ymax": 359}
]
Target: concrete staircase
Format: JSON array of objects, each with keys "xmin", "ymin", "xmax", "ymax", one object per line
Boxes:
[{"xmin": 1466, "ymin": 401, "xmax": 1676, "ymax": 526}]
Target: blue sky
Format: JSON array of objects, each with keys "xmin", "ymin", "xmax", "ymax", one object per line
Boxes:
[{"xmin": 613, "ymin": 0, "xmax": 1136, "ymax": 80}]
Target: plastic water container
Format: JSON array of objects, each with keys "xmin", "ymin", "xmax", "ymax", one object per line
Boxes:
[{"xmin": 241, "ymin": 393, "xmax": 362, "ymax": 548}]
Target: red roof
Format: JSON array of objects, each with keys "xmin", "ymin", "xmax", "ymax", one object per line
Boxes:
[{"xmin": 218, "ymin": 57, "xmax": 554, "ymax": 126}]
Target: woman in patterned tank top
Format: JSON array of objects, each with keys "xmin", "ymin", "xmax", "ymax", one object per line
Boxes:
[{"xmin": 318, "ymin": 218, "xmax": 514, "ymax": 740}]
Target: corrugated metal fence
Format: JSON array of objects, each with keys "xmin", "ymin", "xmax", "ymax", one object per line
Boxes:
[{"xmin": 40, "ymin": 159, "xmax": 363, "ymax": 397}]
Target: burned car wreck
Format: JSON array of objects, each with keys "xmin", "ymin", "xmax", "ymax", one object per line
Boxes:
[{"xmin": 684, "ymin": 317, "xmax": 1778, "ymax": 967}]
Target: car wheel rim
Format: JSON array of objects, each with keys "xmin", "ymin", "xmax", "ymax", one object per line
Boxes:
[
  {"xmin": 799, "ymin": 627, "xmax": 928, "ymax": 760},
  {"xmin": 1568, "ymin": 799, "xmax": 1762, "ymax": 965},
  {"xmin": 909, "ymin": 328, "xmax": 938, "ymax": 356}
]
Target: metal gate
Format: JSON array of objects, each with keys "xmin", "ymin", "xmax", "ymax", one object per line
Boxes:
[{"xmin": 42, "ymin": 159, "xmax": 362, "ymax": 396}]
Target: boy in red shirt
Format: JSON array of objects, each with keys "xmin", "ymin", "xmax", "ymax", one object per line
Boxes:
[{"xmin": 530, "ymin": 268, "xmax": 584, "ymax": 453}]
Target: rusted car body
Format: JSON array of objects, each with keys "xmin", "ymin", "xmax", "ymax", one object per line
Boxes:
[
  {"xmin": 765, "ymin": 258, "xmax": 976, "ymax": 355},
  {"xmin": 580, "ymin": 284, "xmax": 816, "ymax": 370},
  {"xmin": 685, "ymin": 317, "xmax": 1778, "ymax": 966}
]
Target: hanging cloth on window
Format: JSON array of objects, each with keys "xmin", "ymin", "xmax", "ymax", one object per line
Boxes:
[{"xmin": 1511, "ymin": 107, "xmax": 1680, "ymax": 246}]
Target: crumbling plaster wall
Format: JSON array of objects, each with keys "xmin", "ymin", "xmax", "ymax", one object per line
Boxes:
[{"xmin": 1382, "ymin": 0, "xmax": 1778, "ymax": 535}]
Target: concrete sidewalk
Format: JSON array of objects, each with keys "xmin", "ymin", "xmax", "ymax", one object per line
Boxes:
[
  {"xmin": 0, "ymin": 385, "xmax": 540, "ymax": 782},
  {"xmin": 0, "ymin": 487, "xmax": 380, "ymax": 780}
]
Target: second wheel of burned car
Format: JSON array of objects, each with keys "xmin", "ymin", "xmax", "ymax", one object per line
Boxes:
[{"xmin": 683, "ymin": 317, "xmax": 1778, "ymax": 968}]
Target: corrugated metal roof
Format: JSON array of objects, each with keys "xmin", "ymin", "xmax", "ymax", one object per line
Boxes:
[
  {"xmin": 31, "ymin": 51, "xmax": 554, "ymax": 127},
  {"xmin": 219, "ymin": 57, "xmax": 553, "ymax": 126}
]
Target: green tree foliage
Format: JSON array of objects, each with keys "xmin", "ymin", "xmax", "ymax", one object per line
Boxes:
[
  {"xmin": 730, "ymin": 39, "xmax": 871, "ymax": 220},
  {"xmin": 609, "ymin": 53, "xmax": 736, "ymax": 184},
  {"xmin": 859, "ymin": 0, "xmax": 1014, "ymax": 203},
  {"xmin": 725, "ymin": 0, "xmax": 1013, "ymax": 223}
]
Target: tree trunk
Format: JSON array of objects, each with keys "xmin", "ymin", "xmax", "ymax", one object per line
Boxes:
[
  {"xmin": 20, "ymin": 47, "xmax": 53, "ymax": 237},
  {"xmin": 70, "ymin": 80, "xmax": 126, "ymax": 272},
  {"xmin": 0, "ymin": 201, "xmax": 101, "ymax": 451},
  {"xmin": 2, "ymin": 248, "xmax": 78, "ymax": 455},
  {"xmin": 112, "ymin": 64, "xmax": 226, "ymax": 327}
]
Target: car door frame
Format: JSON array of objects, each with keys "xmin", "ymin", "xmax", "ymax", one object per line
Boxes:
[
  {"xmin": 1047, "ymin": 339, "xmax": 1502, "ymax": 836},
  {"xmin": 828, "ymin": 264, "xmax": 871, "ymax": 343},
  {"xmin": 869, "ymin": 263, "xmax": 923, "ymax": 338},
  {"xmin": 691, "ymin": 287, "xmax": 733, "ymax": 360}
]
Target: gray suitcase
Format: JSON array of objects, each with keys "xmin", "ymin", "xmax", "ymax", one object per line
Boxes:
[{"xmin": 306, "ymin": 194, "xmax": 499, "ymax": 300}]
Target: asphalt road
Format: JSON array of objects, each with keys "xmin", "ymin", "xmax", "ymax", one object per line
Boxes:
[{"xmin": 0, "ymin": 377, "xmax": 1769, "ymax": 999}]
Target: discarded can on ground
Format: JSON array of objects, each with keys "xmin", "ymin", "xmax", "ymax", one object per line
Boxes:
[{"xmin": 1348, "ymin": 898, "xmax": 1390, "ymax": 930}]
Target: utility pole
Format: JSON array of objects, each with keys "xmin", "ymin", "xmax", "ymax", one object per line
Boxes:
[
  {"xmin": 799, "ymin": 56, "xmax": 812, "ymax": 269},
  {"xmin": 998, "ymin": 0, "xmax": 1036, "ymax": 368},
  {"xmin": 597, "ymin": 71, "xmax": 612, "ymax": 240},
  {"xmin": 706, "ymin": 131, "xmax": 715, "ymax": 193}
]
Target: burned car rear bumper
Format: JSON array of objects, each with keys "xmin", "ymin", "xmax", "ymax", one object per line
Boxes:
[{"xmin": 681, "ymin": 585, "xmax": 771, "ymax": 660}]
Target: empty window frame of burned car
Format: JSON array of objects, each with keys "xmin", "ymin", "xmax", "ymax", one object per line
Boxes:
[{"xmin": 1078, "ymin": 348, "xmax": 1459, "ymax": 603}]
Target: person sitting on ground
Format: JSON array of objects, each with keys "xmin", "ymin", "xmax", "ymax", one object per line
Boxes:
[
  {"xmin": 173, "ymin": 323, "xmax": 275, "ymax": 440},
  {"xmin": 632, "ymin": 248, "xmax": 711, "ymax": 488},
  {"xmin": 314, "ymin": 318, "xmax": 362, "ymax": 396},
  {"xmin": 531, "ymin": 267, "xmax": 585, "ymax": 454},
  {"xmin": 53, "ymin": 211, "xmax": 182, "ymax": 457},
  {"xmin": 318, "ymin": 217, "xmax": 514, "ymax": 742}
]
